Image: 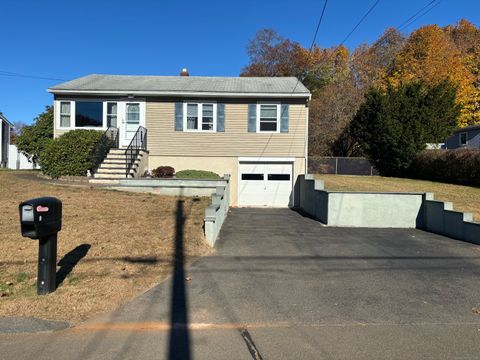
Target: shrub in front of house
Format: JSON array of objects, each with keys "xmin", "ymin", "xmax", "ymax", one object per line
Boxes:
[
  {"xmin": 152, "ymin": 166, "xmax": 175, "ymax": 178},
  {"xmin": 408, "ymin": 149, "xmax": 480, "ymax": 187},
  {"xmin": 175, "ymin": 169, "xmax": 221, "ymax": 179},
  {"xmin": 40, "ymin": 130, "xmax": 105, "ymax": 178}
]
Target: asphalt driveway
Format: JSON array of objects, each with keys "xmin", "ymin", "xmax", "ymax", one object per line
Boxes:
[{"xmin": 1, "ymin": 208, "xmax": 480, "ymax": 359}]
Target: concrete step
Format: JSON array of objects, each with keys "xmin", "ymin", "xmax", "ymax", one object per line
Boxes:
[
  {"xmin": 96, "ymin": 168, "xmax": 137, "ymax": 175},
  {"xmin": 108, "ymin": 148, "xmax": 128, "ymax": 155},
  {"xmin": 105, "ymin": 154, "xmax": 127, "ymax": 159},
  {"xmin": 100, "ymin": 164, "xmax": 140, "ymax": 171},
  {"xmin": 93, "ymin": 172, "xmax": 133, "ymax": 179},
  {"xmin": 102, "ymin": 161, "xmax": 127, "ymax": 166},
  {"xmin": 101, "ymin": 163, "xmax": 128, "ymax": 169}
]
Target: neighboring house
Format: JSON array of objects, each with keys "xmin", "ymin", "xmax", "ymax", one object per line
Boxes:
[
  {"xmin": 48, "ymin": 72, "xmax": 311, "ymax": 207},
  {"xmin": 445, "ymin": 125, "xmax": 480, "ymax": 150},
  {"xmin": 8, "ymin": 145, "xmax": 37, "ymax": 170},
  {"xmin": 0, "ymin": 112, "xmax": 13, "ymax": 168}
]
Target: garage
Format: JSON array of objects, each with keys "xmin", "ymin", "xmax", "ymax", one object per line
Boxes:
[{"xmin": 238, "ymin": 161, "xmax": 293, "ymax": 207}]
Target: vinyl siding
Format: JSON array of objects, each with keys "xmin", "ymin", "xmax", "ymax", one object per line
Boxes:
[
  {"xmin": 445, "ymin": 129, "xmax": 480, "ymax": 149},
  {"xmin": 146, "ymin": 100, "xmax": 307, "ymax": 157}
]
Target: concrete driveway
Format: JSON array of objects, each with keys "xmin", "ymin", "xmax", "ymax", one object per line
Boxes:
[{"xmin": 1, "ymin": 208, "xmax": 480, "ymax": 359}]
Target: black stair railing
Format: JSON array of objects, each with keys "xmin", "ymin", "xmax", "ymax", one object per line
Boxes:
[
  {"xmin": 91, "ymin": 127, "xmax": 119, "ymax": 175},
  {"xmin": 125, "ymin": 126, "xmax": 147, "ymax": 177}
]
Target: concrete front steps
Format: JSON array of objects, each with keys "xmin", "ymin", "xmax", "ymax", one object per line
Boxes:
[{"xmin": 90, "ymin": 148, "xmax": 146, "ymax": 184}]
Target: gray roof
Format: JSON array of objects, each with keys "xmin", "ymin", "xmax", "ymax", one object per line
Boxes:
[
  {"xmin": 48, "ymin": 74, "xmax": 310, "ymax": 97},
  {"xmin": 0, "ymin": 113, "xmax": 13, "ymax": 127},
  {"xmin": 453, "ymin": 125, "xmax": 480, "ymax": 133}
]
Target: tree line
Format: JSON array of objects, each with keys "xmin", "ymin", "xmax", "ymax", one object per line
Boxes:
[{"xmin": 241, "ymin": 20, "xmax": 480, "ymax": 160}]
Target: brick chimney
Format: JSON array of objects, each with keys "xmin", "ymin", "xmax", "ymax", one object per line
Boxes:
[{"xmin": 180, "ymin": 68, "xmax": 189, "ymax": 76}]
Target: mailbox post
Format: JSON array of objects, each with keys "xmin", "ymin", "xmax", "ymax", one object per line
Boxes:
[{"xmin": 19, "ymin": 197, "xmax": 62, "ymax": 295}]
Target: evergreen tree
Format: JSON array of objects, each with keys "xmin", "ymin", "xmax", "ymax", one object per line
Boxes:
[
  {"xmin": 350, "ymin": 81, "xmax": 460, "ymax": 176},
  {"xmin": 15, "ymin": 106, "xmax": 54, "ymax": 164}
]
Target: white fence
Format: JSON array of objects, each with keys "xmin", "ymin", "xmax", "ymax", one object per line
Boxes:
[{"xmin": 7, "ymin": 145, "xmax": 37, "ymax": 170}]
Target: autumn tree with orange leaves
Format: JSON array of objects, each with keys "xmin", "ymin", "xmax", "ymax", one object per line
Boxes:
[
  {"xmin": 242, "ymin": 21, "xmax": 480, "ymax": 156},
  {"xmin": 387, "ymin": 24, "xmax": 477, "ymax": 127}
]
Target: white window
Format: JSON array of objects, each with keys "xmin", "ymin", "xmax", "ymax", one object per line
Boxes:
[
  {"xmin": 184, "ymin": 102, "xmax": 216, "ymax": 132},
  {"xmin": 126, "ymin": 103, "xmax": 140, "ymax": 124},
  {"xmin": 106, "ymin": 102, "xmax": 117, "ymax": 127},
  {"xmin": 202, "ymin": 103, "xmax": 214, "ymax": 130},
  {"xmin": 257, "ymin": 104, "xmax": 280, "ymax": 132},
  {"xmin": 460, "ymin": 132, "xmax": 467, "ymax": 146},
  {"xmin": 59, "ymin": 101, "xmax": 71, "ymax": 128}
]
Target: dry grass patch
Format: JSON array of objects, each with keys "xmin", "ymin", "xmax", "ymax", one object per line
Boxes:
[
  {"xmin": 316, "ymin": 174, "xmax": 480, "ymax": 221},
  {"xmin": 0, "ymin": 171, "xmax": 212, "ymax": 323}
]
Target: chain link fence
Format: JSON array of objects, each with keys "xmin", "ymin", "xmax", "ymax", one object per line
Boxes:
[{"xmin": 308, "ymin": 157, "xmax": 378, "ymax": 176}]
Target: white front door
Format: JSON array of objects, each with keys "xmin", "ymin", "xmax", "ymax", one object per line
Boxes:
[
  {"xmin": 120, "ymin": 102, "xmax": 145, "ymax": 147},
  {"xmin": 238, "ymin": 162, "xmax": 293, "ymax": 207}
]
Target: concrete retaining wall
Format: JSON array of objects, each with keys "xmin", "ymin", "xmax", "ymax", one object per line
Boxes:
[
  {"xmin": 298, "ymin": 175, "xmax": 480, "ymax": 244},
  {"xmin": 107, "ymin": 175, "xmax": 231, "ymax": 247},
  {"xmin": 112, "ymin": 177, "xmax": 228, "ymax": 197},
  {"xmin": 422, "ymin": 194, "xmax": 480, "ymax": 245},
  {"xmin": 298, "ymin": 175, "xmax": 424, "ymax": 228},
  {"xmin": 204, "ymin": 175, "xmax": 230, "ymax": 246},
  {"xmin": 327, "ymin": 192, "xmax": 423, "ymax": 228}
]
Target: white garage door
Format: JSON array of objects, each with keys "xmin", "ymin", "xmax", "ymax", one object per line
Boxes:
[{"xmin": 238, "ymin": 162, "xmax": 293, "ymax": 207}]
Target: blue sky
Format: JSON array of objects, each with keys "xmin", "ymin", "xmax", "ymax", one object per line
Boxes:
[{"xmin": 1, "ymin": 0, "xmax": 479, "ymax": 125}]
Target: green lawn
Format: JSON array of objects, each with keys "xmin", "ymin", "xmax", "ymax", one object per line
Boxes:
[{"xmin": 315, "ymin": 174, "xmax": 480, "ymax": 222}]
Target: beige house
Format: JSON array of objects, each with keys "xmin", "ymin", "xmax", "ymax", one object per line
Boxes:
[{"xmin": 48, "ymin": 73, "xmax": 311, "ymax": 207}]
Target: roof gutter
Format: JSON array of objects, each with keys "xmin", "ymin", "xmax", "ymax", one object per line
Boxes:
[
  {"xmin": 47, "ymin": 89, "xmax": 311, "ymax": 99},
  {"xmin": 0, "ymin": 113, "xmax": 13, "ymax": 127}
]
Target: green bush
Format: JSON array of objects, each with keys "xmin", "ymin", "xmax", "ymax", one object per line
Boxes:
[
  {"xmin": 15, "ymin": 106, "xmax": 53, "ymax": 165},
  {"xmin": 40, "ymin": 130, "xmax": 105, "ymax": 178},
  {"xmin": 408, "ymin": 149, "xmax": 480, "ymax": 187},
  {"xmin": 175, "ymin": 169, "xmax": 221, "ymax": 179}
]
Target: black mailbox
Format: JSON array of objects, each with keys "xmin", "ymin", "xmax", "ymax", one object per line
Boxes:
[
  {"xmin": 20, "ymin": 197, "xmax": 62, "ymax": 239},
  {"xmin": 19, "ymin": 197, "xmax": 62, "ymax": 295}
]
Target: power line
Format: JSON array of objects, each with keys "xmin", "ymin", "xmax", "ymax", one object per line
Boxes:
[
  {"xmin": 397, "ymin": 0, "xmax": 438, "ymax": 30},
  {"xmin": 307, "ymin": 0, "xmax": 329, "ymax": 56},
  {"xmin": 291, "ymin": 0, "xmax": 328, "ymax": 93},
  {"xmin": 339, "ymin": 0, "xmax": 382, "ymax": 46},
  {"xmin": 0, "ymin": 70, "xmax": 66, "ymax": 82},
  {"xmin": 398, "ymin": 0, "xmax": 443, "ymax": 32},
  {"xmin": 350, "ymin": 0, "xmax": 445, "ymax": 61}
]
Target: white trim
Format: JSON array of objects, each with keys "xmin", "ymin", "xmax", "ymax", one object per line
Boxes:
[
  {"xmin": 239, "ymin": 157, "xmax": 295, "ymax": 162},
  {"xmin": 105, "ymin": 101, "xmax": 118, "ymax": 128},
  {"xmin": 237, "ymin": 159, "xmax": 294, "ymax": 207},
  {"xmin": 120, "ymin": 101, "xmax": 146, "ymax": 147},
  {"xmin": 0, "ymin": 114, "xmax": 14, "ymax": 127},
  {"xmin": 49, "ymin": 89, "xmax": 311, "ymax": 98},
  {"xmin": 58, "ymin": 100, "xmax": 73, "ymax": 129},
  {"xmin": 55, "ymin": 98, "xmax": 146, "ymax": 134},
  {"xmin": 182, "ymin": 101, "xmax": 217, "ymax": 132},
  {"xmin": 256, "ymin": 103, "xmax": 280, "ymax": 133},
  {"xmin": 305, "ymin": 101, "xmax": 309, "ymax": 174}
]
